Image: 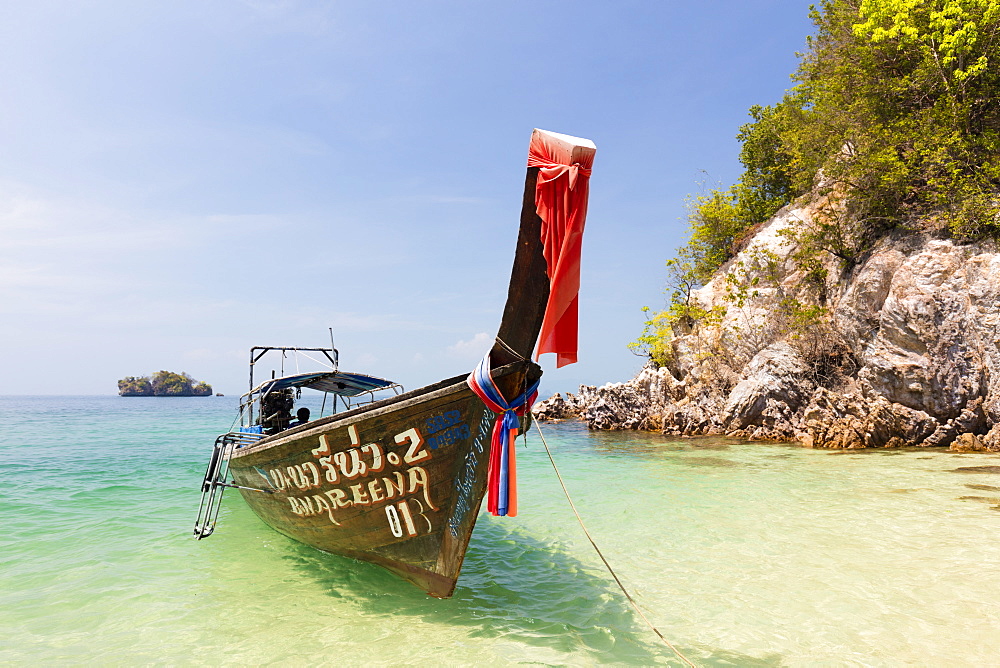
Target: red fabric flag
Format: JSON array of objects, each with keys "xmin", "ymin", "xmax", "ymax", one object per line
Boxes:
[{"xmin": 527, "ymin": 129, "xmax": 596, "ymax": 368}]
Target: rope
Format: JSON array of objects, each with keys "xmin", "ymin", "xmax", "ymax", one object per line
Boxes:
[
  {"xmin": 532, "ymin": 421, "xmax": 697, "ymax": 667},
  {"xmin": 494, "ymin": 335, "xmax": 527, "ymax": 361},
  {"xmin": 229, "ymin": 403, "xmax": 248, "ymax": 432},
  {"xmin": 294, "ymin": 349, "xmax": 337, "ymax": 371}
]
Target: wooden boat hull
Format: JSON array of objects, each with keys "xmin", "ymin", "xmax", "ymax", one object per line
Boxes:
[
  {"xmin": 227, "ymin": 361, "xmax": 538, "ymax": 598},
  {"xmin": 197, "ymin": 129, "xmax": 596, "ymax": 597}
]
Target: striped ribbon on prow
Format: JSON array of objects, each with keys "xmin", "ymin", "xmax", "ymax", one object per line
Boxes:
[{"xmin": 466, "ymin": 354, "xmax": 538, "ymax": 516}]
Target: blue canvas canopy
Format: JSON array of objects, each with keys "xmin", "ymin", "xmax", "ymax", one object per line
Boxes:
[{"xmin": 251, "ymin": 370, "xmax": 399, "ymax": 398}]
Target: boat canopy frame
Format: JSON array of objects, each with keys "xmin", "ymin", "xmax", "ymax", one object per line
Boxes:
[{"xmin": 242, "ymin": 345, "xmax": 403, "ymax": 426}]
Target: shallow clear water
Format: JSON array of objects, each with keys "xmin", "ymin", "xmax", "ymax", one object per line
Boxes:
[{"xmin": 2, "ymin": 396, "xmax": 999, "ymax": 665}]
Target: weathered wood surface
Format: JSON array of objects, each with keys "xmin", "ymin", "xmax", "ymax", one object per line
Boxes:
[
  {"xmin": 229, "ymin": 361, "xmax": 538, "ymax": 598},
  {"xmin": 491, "ymin": 166, "xmax": 549, "ymax": 367}
]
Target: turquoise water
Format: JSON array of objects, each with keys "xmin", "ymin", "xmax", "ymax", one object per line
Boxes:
[{"xmin": 2, "ymin": 396, "xmax": 1000, "ymax": 666}]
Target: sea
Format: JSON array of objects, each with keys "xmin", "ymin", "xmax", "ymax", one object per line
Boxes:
[{"xmin": 2, "ymin": 395, "xmax": 1000, "ymax": 666}]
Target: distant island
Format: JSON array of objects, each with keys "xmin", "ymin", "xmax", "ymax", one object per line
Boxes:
[{"xmin": 118, "ymin": 370, "xmax": 213, "ymax": 397}]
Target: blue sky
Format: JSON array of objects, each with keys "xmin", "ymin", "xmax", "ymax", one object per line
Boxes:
[{"xmin": 0, "ymin": 1, "xmax": 814, "ymax": 396}]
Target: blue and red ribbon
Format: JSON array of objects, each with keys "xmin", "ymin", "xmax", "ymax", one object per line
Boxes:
[{"xmin": 467, "ymin": 355, "xmax": 539, "ymax": 517}]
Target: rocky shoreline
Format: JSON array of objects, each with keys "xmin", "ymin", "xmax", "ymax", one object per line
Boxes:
[{"xmin": 535, "ymin": 198, "xmax": 1000, "ymax": 454}]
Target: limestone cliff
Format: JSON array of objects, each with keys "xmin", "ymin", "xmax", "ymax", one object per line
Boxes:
[{"xmin": 535, "ymin": 197, "xmax": 1000, "ymax": 452}]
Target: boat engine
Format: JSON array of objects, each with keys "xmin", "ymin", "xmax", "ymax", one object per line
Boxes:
[{"xmin": 260, "ymin": 388, "xmax": 294, "ymax": 434}]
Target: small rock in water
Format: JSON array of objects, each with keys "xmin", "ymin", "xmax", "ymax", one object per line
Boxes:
[
  {"xmin": 950, "ymin": 433, "xmax": 986, "ymax": 452},
  {"xmin": 957, "ymin": 495, "xmax": 1000, "ymax": 503},
  {"xmin": 965, "ymin": 484, "xmax": 1000, "ymax": 492},
  {"xmin": 951, "ymin": 466, "xmax": 1000, "ymax": 474},
  {"xmin": 674, "ymin": 456, "xmax": 739, "ymax": 468}
]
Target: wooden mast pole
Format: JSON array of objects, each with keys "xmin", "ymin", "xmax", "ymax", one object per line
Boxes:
[
  {"xmin": 490, "ymin": 129, "xmax": 595, "ymax": 369},
  {"xmin": 489, "ymin": 165, "xmax": 549, "ymax": 368}
]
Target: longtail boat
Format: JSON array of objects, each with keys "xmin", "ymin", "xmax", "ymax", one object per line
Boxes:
[{"xmin": 193, "ymin": 129, "xmax": 596, "ymax": 598}]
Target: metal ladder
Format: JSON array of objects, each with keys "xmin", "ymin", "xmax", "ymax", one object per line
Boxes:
[{"xmin": 193, "ymin": 431, "xmax": 269, "ymax": 539}]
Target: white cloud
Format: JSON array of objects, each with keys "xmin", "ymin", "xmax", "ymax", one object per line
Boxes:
[
  {"xmin": 353, "ymin": 352, "xmax": 378, "ymax": 366},
  {"xmin": 446, "ymin": 332, "xmax": 492, "ymax": 361}
]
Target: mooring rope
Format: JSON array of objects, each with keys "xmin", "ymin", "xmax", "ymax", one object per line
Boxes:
[
  {"xmin": 494, "ymin": 335, "xmax": 527, "ymax": 361},
  {"xmin": 532, "ymin": 421, "xmax": 697, "ymax": 667}
]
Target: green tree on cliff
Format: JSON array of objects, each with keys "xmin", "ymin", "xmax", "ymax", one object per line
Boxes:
[
  {"xmin": 191, "ymin": 381, "xmax": 213, "ymax": 396},
  {"xmin": 117, "ymin": 376, "xmax": 153, "ymax": 396},
  {"xmin": 635, "ymin": 0, "xmax": 1000, "ymax": 360},
  {"xmin": 794, "ymin": 0, "xmax": 1000, "ymax": 242},
  {"xmin": 151, "ymin": 370, "xmax": 192, "ymax": 396}
]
